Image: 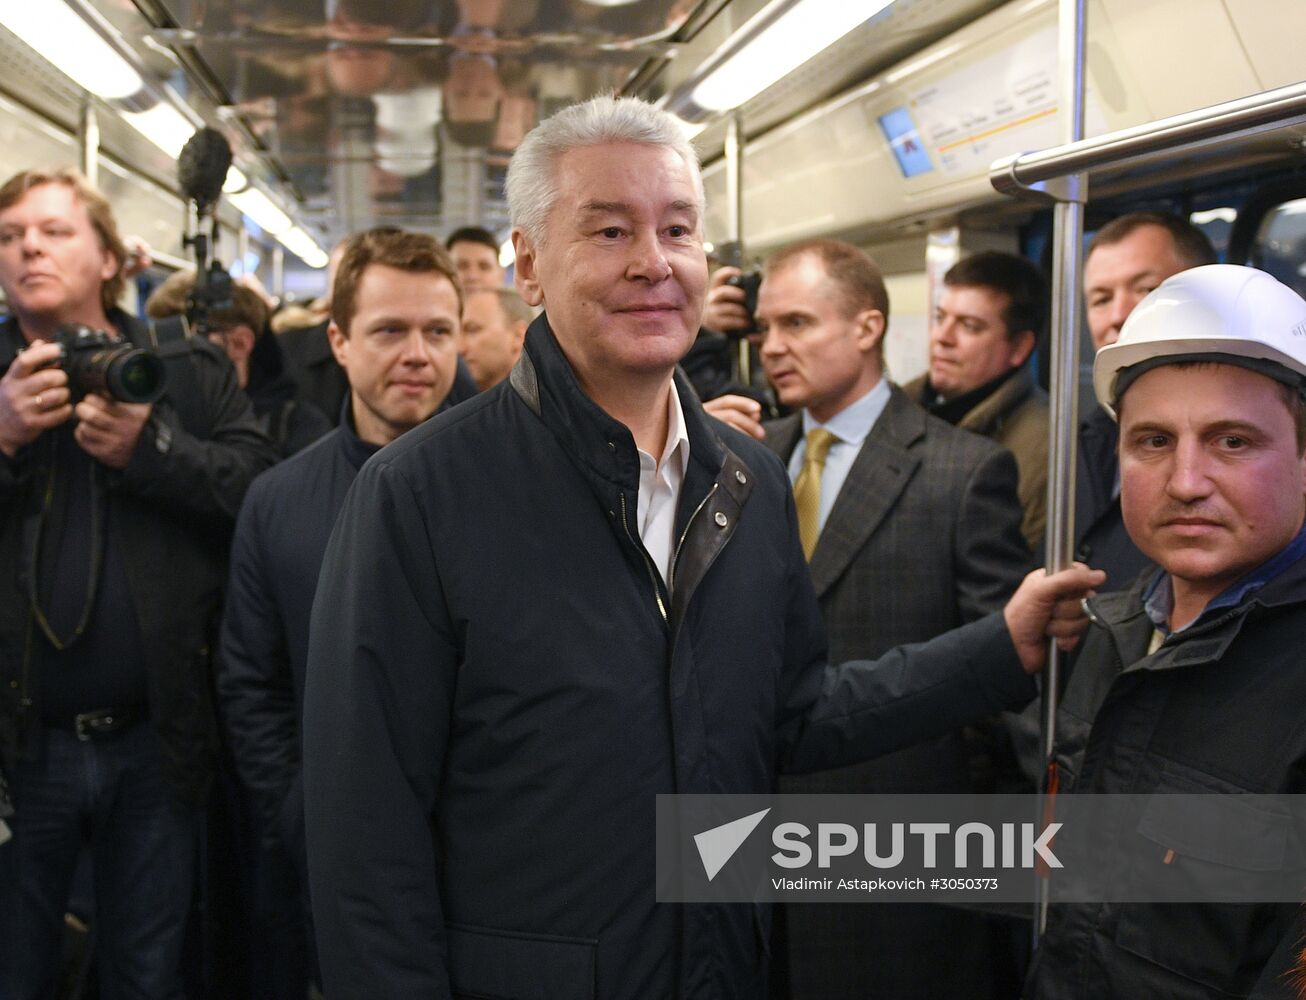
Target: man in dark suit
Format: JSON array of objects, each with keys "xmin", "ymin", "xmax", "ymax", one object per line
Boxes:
[{"xmin": 706, "ymin": 239, "xmax": 1032, "ymax": 1000}]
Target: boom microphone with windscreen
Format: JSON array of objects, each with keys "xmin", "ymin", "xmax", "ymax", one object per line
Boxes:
[
  {"xmin": 177, "ymin": 127, "xmax": 232, "ymax": 216},
  {"xmin": 177, "ymin": 126, "xmax": 236, "ymax": 337}
]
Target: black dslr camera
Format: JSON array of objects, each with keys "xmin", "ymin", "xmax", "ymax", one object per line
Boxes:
[
  {"xmin": 53, "ymin": 324, "xmax": 167, "ymax": 404},
  {"xmin": 723, "ymin": 270, "xmax": 762, "ymax": 337}
]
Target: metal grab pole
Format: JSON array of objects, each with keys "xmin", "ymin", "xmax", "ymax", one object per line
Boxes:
[
  {"xmin": 1036, "ymin": 0, "xmax": 1088, "ymax": 943},
  {"xmin": 78, "ymin": 100, "xmax": 99, "ymax": 188},
  {"xmin": 992, "ymin": 79, "xmax": 1306, "ymax": 195},
  {"xmin": 724, "ymin": 113, "xmax": 751, "ymax": 384}
]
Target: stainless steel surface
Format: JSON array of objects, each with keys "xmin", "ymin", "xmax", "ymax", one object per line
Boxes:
[
  {"xmin": 142, "ymin": 0, "xmax": 701, "ymax": 245},
  {"xmin": 724, "ymin": 111, "xmax": 742, "ymax": 248},
  {"xmin": 723, "ymin": 111, "xmax": 750, "ymax": 383},
  {"xmin": 78, "ymin": 99, "xmax": 100, "ymax": 185},
  {"xmin": 992, "ymin": 80, "xmax": 1306, "ymax": 199},
  {"xmin": 1035, "ymin": 0, "xmax": 1087, "ymax": 944}
]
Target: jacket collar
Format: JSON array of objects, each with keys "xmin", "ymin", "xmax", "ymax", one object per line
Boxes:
[
  {"xmin": 337, "ymin": 401, "xmax": 381, "ymax": 471},
  {"xmin": 1087, "ymin": 543, "xmax": 1306, "ymax": 673},
  {"xmin": 511, "ymin": 313, "xmax": 729, "ymax": 494},
  {"xmin": 952, "ymin": 364, "xmax": 1039, "ymax": 437},
  {"xmin": 508, "ymin": 314, "xmax": 754, "ymax": 628}
]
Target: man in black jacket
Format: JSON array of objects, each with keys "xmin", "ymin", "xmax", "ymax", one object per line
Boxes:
[
  {"xmin": 302, "ymin": 96, "xmax": 1102, "ymax": 1000},
  {"xmin": 1027, "ymin": 264, "xmax": 1306, "ymax": 999},
  {"xmin": 0, "ymin": 167, "xmax": 276, "ymax": 998},
  {"xmin": 145, "ymin": 270, "xmax": 333, "ymax": 457},
  {"xmin": 218, "ymin": 227, "xmax": 463, "ymax": 998}
]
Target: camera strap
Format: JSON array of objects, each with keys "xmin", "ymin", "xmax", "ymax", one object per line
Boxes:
[
  {"xmin": 144, "ymin": 315, "xmax": 214, "ymax": 439},
  {"xmin": 24, "ymin": 432, "xmax": 106, "ymax": 651}
]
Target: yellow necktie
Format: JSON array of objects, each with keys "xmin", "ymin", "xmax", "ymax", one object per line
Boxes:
[{"xmin": 794, "ymin": 428, "xmax": 838, "ymax": 560}]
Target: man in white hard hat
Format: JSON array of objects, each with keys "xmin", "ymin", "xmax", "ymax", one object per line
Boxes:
[
  {"xmin": 1070, "ymin": 212, "xmax": 1218, "ymax": 591},
  {"xmin": 1025, "ymin": 264, "xmax": 1306, "ymax": 1000}
]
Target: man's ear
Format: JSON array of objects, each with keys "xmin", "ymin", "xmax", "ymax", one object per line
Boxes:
[
  {"xmin": 855, "ymin": 309, "xmax": 887, "ymax": 356},
  {"xmin": 227, "ymin": 324, "xmax": 257, "ymax": 364},
  {"xmin": 327, "ymin": 320, "xmax": 349, "ymax": 369},
  {"xmin": 1008, "ymin": 329, "xmax": 1037, "ymax": 369},
  {"xmin": 512, "ymin": 229, "xmax": 543, "ymax": 307}
]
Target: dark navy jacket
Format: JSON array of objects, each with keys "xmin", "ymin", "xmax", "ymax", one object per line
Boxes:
[
  {"xmin": 218, "ymin": 414, "xmax": 378, "ymax": 851},
  {"xmin": 302, "ymin": 317, "xmax": 1036, "ymax": 1000}
]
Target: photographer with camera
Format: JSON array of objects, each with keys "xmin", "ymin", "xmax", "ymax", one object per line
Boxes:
[
  {"xmin": 146, "ymin": 269, "xmax": 333, "ymax": 457},
  {"xmin": 680, "ymin": 258, "xmax": 778, "ymax": 412},
  {"xmin": 0, "ymin": 166, "xmax": 276, "ymax": 999}
]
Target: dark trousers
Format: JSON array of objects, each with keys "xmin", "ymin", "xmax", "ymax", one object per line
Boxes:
[{"xmin": 0, "ymin": 725, "xmax": 198, "ymax": 1000}]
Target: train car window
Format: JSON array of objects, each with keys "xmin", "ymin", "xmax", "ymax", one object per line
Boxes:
[
  {"xmin": 1247, "ymin": 198, "xmax": 1306, "ymax": 297},
  {"xmin": 1188, "ymin": 206, "xmax": 1237, "ymax": 260}
]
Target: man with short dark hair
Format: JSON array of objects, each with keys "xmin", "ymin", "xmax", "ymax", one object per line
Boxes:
[
  {"xmin": 447, "ymin": 224, "xmax": 505, "ymax": 292},
  {"xmin": 283, "ymin": 234, "xmax": 480, "ymax": 422},
  {"xmin": 460, "ymin": 286, "xmax": 530, "ymax": 391},
  {"xmin": 302, "ymin": 96, "xmax": 1100, "ymax": 999},
  {"xmin": 749, "ymin": 238, "xmax": 1031, "ymax": 1000},
  {"xmin": 219, "ymin": 227, "xmax": 463, "ymax": 999},
  {"xmin": 1073, "ymin": 211, "xmax": 1218, "ymax": 589},
  {"xmin": 145, "ymin": 270, "xmax": 332, "ymax": 456},
  {"xmin": 905, "ymin": 250, "xmax": 1050, "ymax": 548},
  {"xmin": 1026, "ymin": 264, "xmax": 1306, "ymax": 1000},
  {"xmin": 0, "ymin": 166, "xmax": 275, "ymax": 998}
]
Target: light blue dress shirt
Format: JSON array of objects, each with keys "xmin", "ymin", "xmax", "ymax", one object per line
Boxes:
[{"xmin": 786, "ymin": 379, "xmax": 892, "ymax": 537}]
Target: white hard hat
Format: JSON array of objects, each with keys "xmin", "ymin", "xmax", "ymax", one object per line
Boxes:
[{"xmin": 1093, "ymin": 263, "xmax": 1306, "ymax": 419}]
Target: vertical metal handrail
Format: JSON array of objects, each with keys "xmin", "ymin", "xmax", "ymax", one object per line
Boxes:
[
  {"xmin": 723, "ymin": 113, "xmax": 752, "ymax": 383},
  {"xmin": 78, "ymin": 100, "xmax": 99, "ymax": 188},
  {"xmin": 1035, "ymin": 0, "xmax": 1088, "ymax": 945}
]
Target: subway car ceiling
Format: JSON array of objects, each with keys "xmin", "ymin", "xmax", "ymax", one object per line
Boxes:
[{"xmin": 0, "ymin": 0, "xmax": 1301, "ymax": 301}]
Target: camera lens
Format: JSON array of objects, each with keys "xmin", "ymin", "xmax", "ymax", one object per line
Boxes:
[{"xmin": 107, "ymin": 351, "xmax": 167, "ymax": 404}]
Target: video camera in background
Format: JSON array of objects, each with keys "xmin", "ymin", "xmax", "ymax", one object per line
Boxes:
[{"xmin": 177, "ymin": 127, "xmax": 236, "ymax": 337}]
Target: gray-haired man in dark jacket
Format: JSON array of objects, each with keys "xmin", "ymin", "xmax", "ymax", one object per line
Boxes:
[{"xmin": 302, "ymin": 95, "xmax": 1101, "ymax": 1000}]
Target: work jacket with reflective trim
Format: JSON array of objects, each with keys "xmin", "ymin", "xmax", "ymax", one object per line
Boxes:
[{"xmin": 1026, "ymin": 557, "xmax": 1306, "ymax": 1000}]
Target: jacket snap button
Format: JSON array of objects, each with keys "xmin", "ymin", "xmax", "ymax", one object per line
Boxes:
[
  {"xmin": 734, "ymin": 470, "xmax": 747, "ymax": 484},
  {"xmin": 714, "ymin": 511, "xmax": 728, "ymax": 528},
  {"xmin": 607, "ymin": 441, "xmax": 616, "ymax": 451}
]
